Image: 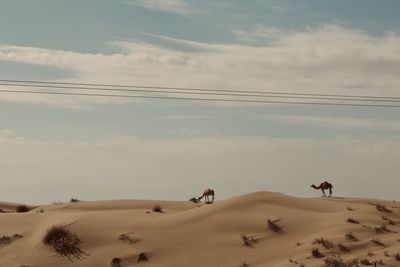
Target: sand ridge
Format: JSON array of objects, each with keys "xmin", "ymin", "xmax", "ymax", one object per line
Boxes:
[{"xmin": 0, "ymin": 192, "xmax": 400, "ymax": 266}]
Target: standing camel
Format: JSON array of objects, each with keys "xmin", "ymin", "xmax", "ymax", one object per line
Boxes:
[
  {"xmin": 198, "ymin": 188, "xmax": 215, "ymax": 203},
  {"xmin": 310, "ymin": 181, "xmax": 333, "ymax": 197}
]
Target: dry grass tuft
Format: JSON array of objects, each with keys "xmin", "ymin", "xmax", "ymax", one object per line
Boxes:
[
  {"xmin": 345, "ymin": 232, "xmax": 358, "ymax": 242},
  {"xmin": 267, "ymin": 219, "xmax": 283, "ymax": 233},
  {"xmin": 152, "ymin": 204, "xmax": 163, "ymax": 213},
  {"xmin": 338, "ymin": 243, "xmax": 350, "ymax": 252},
  {"xmin": 312, "ymin": 248, "xmax": 325, "ymax": 258},
  {"xmin": 110, "ymin": 257, "xmax": 122, "ymax": 267},
  {"xmin": 374, "ymin": 203, "xmax": 392, "ymax": 213},
  {"xmin": 137, "ymin": 252, "xmax": 149, "ymax": 262},
  {"xmin": 346, "ymin": 218, "xmax": 359, "ymax": 224},
  {"xmin": 371, "ymin": 238, "xmax": 385, "ymax": 247},
  {"xmin": 16, "ymin": 205, "xmax": 30, "ymax": 213},
  {"xmin": 241, "ymin": 235, "xmax": 257, "ymax": 247},
  {"xmin": 43, "ymin": 225, "xmax": 87, "ymax": 261},
  {"xmin": 313, "ymin": 238, "xmax": 335, "ymax": 249}
]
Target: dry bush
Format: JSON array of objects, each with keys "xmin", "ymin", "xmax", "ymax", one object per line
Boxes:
[
  {"xmin": 323, "ymin": 256, "xmax": 357, "ymax": 267},
  {"xmin": 345, "ymin": 232, "xmax": 358, "ymax": 242},
  {"xmin": 312, "ymin": 248, "xmax": 324, "ymax": 258},
  {"xmin": 152, "ymin": 205, "xmax": 163, "ymax": 213},
  {"xmin": 374, "ymin": 204, "xmax": 392, "ymax": 213},
  {"xmin": 16, "ymin": 205, "xmax": 30, "ymax": 213},
  {"xmin": 359, "ymin": 258, "xmax": 373, "ymax": 265},
  {"xmin": 110, "ymin": 257, "xmax": 122, "ymax": 267},
  {"xmin": 338, "ymin": 243, "xmax": 350, "ymax": 252},
  {"xmin": 137, "ymin": 252, "xmax": 148, "ymax": 262},
  {"xmin": 347, "ymin": 218, "xmax": 359, "ymax": 224},
  {"xmin": 0, "ymin": 233, "xmax": 23, "ymax": 245},
  {"xmin": 313, "ymin": 238, "xmax": 335, "ymax": 249},
  {"xmin": 118, "ymin": 234, "xmax": 137, "ymax": 244},
  {"xmin": 375, "ymin": 225, "xmax": 392, "ymax": 233},
  {"xmin": 371, "ymin": 239, "xmax": 385, "ymax": 247},
  {"xmin": 70, "ymin": 198, "xmax": 80, "ymax": 203},
  {"xmin": 43, "ymin": 225, "xmax": 87, "ymax": 261},
  {"xmin": 241, "ymin": 235, "xmax": 257, "ymax": 247},
  {"xmin": 267, "ymin": 219, "xmax": 283, "ymax": 233}
]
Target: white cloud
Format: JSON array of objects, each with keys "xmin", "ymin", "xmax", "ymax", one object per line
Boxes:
[
  {"xmin": 257, "ymin": 115, "xmax": 400, "ymax": 131},
  {"xmin": 1, "ymin": 130, "xmax": 400, "ymax": 203},
  {"xmin": 0, "ymin": 24, "xmax": 399, "ymax": 107},
  {"xmin": 125, "ymin": 0, "xmax": 190, "ymax": 15}
]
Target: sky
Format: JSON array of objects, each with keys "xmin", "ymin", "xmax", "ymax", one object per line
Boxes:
[{"xmin": 0, "ymin": 0, "xmax": 400, "ymax": 204}]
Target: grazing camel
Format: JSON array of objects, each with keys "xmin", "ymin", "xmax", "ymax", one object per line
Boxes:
[
  {"xmin": 198, "ymin": 188, "xmax": 215, "ymax": 203},
  {"xmin": 311, "ymin": 181, "xmax": 333, "ymax": 197}
]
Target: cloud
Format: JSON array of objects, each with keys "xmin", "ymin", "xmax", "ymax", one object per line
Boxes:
[
  {"xmin": 257, "ymin": 115, "xmax": 400, "ymax": 131},
  {"xmin": 0, "ymin": 24, "xmax": 399, "ymax": 107},
  {"xmin": 1, "ymin": 129, "xmax": 400, "ymax": 203},
  {"xmin": 125, "ymin": 0, "xmax": 190, "ymax": 15}
]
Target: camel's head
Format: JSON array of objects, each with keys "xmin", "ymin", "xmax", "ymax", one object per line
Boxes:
[{"xmin": 310, "ymin": 184, "xmax": 316, "ymax": 189}]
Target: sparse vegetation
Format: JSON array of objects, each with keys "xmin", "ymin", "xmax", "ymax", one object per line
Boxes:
[
  {"xmin": 118, "ymin": 234, "xmax": 137, "ymax": 244},
  {"xmin": 375, "ymin": 225, "xmax": 392, "ymax": 233},
  {"xmin": 374, "ymin": 203, "xmax": 392, "ymax": 213},
  {"xmin": 371, "ymin": 239, "xmax": 385, "ymax": 247},
  {"xmin": 152, "ymin": 204, "xmax": 163, "ymax": 213},
  {"xmin": 323, "ymin": 256, "xmax": 357, "ymax": 267},
  {"xmin": 347, "ymin": 218, "xmax": 359, "ymax": 224},
  {"xmin": 43, "ymin": 225, "xmax": 87, "ymax": 261},
  {"xmin": 241, "ymin": 235, "xmax": 257, "ymax": 247},
  {"xmin": 16, "ymin": 205, "xmax": 30, "ymax": 213},
  {"xmin": 313, "ymin": 238, "xmax": 335, "ymax": 249},
  {"xmin": 110, "ymin": 257, "xmax": 122, "ymax": 267},
  {"xmin": 267, "ymin": 219, "xmax": 283, "ymax": 233},
  {"xmin": 359, "ymin": 258, "xmax": 373, "ymax": 265},
  {"xmin": 239, "ymin": 262, "xmax": 250, "ymax": 267},
  {"xmin": 0, "ymin": 233, "xmax": 23, "ymax": 244},
  {"xmin": 70, "ymin": 198, "xmax": 80, "ymax": 203},
  {"xmin": 311, "ymin": 248, "xmax": 324, "ymax": 258},
  {"xmin": 394, "ymin": 253, "xmax": 400, "ymax": 261},
  {"xmin": 338, "ymin": 243, "xmax": 350, "ymax": 252},
  {"xmin": 345, "ymin": 232, "xmax": 358, "ymax": 242},
  {"xmin": 347, "ymin": 206, "xmax": 354, "ymax": 211},
  {"xmin": 137, "ymin": 252, "xmax": 148, "ymax": 262}
]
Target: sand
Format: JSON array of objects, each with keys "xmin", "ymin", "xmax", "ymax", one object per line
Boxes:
[{"xmin": 1, "ymin": 192, "xmax": 400, "ymax": 267}]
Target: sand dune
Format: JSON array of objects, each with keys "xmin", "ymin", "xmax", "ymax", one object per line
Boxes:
[{"xmin": 1, "ymin": 192, "xmax": 400, "ymax": 266}]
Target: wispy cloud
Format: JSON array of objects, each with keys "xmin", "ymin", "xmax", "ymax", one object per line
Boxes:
[
  {"xmin": 125, "ymin": 0, "xmax": 191, "ymax": 15},
  {"xmin": 0, "ymin": 24, "xmax": 399, "ymax": 106},
  {"xmin": 257, "ymin": 115, "xmax": 400, "ymax": 131}
]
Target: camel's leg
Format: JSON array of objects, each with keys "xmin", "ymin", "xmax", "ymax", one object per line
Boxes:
[
  {"xmin": 321, "ymin": 189, "xmax": 326, "ymax": 197},
  {"xmin": 212, "ymin": 195, "xmax": 214, "ymax": 203},
  {"xmin": 329, "ymin": 187, "xmax": 332, "ymax": 197}
]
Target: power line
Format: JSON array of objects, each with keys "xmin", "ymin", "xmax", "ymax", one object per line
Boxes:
[
  {"xmin": 1, "ymin": 78, "xmax": 399, "ymax": 100},
  {"xmin": 1, "ymin": 82, "xmax": 400, "ymax": 103},
  {"xmin": 1, "ymin": 88, "xmax": 400, "ymax": 108}
]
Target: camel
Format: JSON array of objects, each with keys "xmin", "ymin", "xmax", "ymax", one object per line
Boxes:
[
  {"xmin": 311, "ymin": 181, "xmax": 333, "ymax": 197},
  {"xmin": 197, "ymin": 188, "xmax": 215, "ymax": 203}
]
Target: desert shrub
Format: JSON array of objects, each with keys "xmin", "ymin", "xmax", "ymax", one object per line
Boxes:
[
  {"xmin": 267, "ymin": 219, "xmax": 282, "ymax": 233},
  {"xmin": 375, "ymin": 204, "xmax": 392, "ymax": 213},
  {"xmin": 312, "ymin": 248, "xmax": 324, "ymax": 258},
  {"xmin": 313, "ymin": 238, "xmax": 335, "ymax": 249},
  {"xmin": 137, "ymin": 252, "xmax": 148, "ymax": 262},
  {"xmin": 323, "ymin": 256, "xmax": 348, "ymax": 267},
  {"xmin": 16, "ymin": 205, "xmax": 30, "ymax": 213},
  {"xmin": 338, "ymin": 243, "xmax": 350, "ymax": 252},
  {"xmin": 347, "ymin": 218, "xmax": 359, "ymax": 224},
  {"xmin": 43, "ymin": 225, "xmax": 86, "ymax": 261},
  {"xmin": 110, "ymin": 257, "xmax": 122, "ymax": 267},
  {"xmin": 359, "ymin": 258, "xmax": 372, "ymax": 265},
  {"xmin": 70, "ymin": 198, "xmax": 80, "ymax": 203},
  {"xmin": 152, "ymin": 205, "xmax": 163, "ymax": 213},
  {"xmin": 118, "ymin": 234, "xmax": 137, "ymax": 244},
  {"xmin": 371, "ymin": 239, "xmax": 385, "ymax": 247},
  {"xmin": 241, "ymin": 235, "xmax": 257, "ymax": 247},
  {"xmin": 345, "ymin": 232, "xmax": 358, "ymax": 242}
]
